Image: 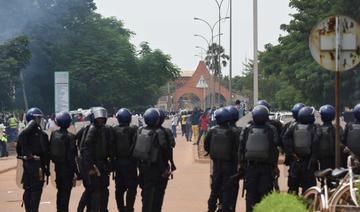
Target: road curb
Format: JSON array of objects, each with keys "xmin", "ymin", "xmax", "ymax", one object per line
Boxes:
[
  {"xmin": 0, "ymin": 166, "xmax": 16, "ymax": 174},
  {"xmin": 193, "ymin": 145, "xmax": 210, "ymax": 164}
]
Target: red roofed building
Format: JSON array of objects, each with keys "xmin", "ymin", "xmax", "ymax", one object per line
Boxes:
[{"xmin": 156, "ymin": 61, "xmax": 230, "ymax": 111}]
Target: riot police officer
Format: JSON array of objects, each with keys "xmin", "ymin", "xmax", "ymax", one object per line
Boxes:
[
  {"xmin": 283, "ymin": 106, "xmax": 320, "ymax": 195},
  {"xmin": 239, "ymin": 105, "xmax": 279, "ymax": 212},
  {"xmin": 318, "ymin": 105, "xmax": 337, "ymax": 170},
  {"xmin": 204, "ymin": 107, "xmax": 239, "ymax": 212},
  {"xmin": 156, "ymin": 109, "xmax": 176, "ymax": 173},
  {"xmin": 76, "ymin": 111, "xmax": 94, "ymax": 212},
  {"xmin": 50, "ymin": 112, "xmax": 80, "ymax": 212},
  {"xmin": 113, "ymin": 108, "xmax": 138, "ymax": 212},
  {"xmin": 256, "ymin": 100, "xmax": 283, "ymax": 146},
  {"xmin": 16, "ymin": 107, "xmax": 50, "ymax": 212},
  {"xmin": 281, "ymin": 103, "xmax": 305, "ymax": 166},
  {"xmin": 343, "ymin": 104, "xmax": 360, "ymax": 157},
  {"xmin": 133, "ymin": 108, "xmax": 172, "ymax": 212},
  {"xmin": 81, "ymin": 107, "xmax": 113, "ymax": 212},
  {"xmin": 225, "ymin": 105, "xmax": 242, "ymax": 210}
]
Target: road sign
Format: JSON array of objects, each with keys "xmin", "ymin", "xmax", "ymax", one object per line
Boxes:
[
  {"xmin": 309, "ymin": 15, "xmax": 360, "ymax": 72},
  {"xmin": 196, "ymin": 75, "xmax": 208, "ymax": 88},
  {"xmin": 54, "ymin": 72, "xmax": 69, "ymax": 113},
  {"xmin": 309, "ymin": 15, "xmax": 360, "ymax": 168}
]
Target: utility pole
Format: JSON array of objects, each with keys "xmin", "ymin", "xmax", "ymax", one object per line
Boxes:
[
  {"xmin": 253, "ymin": 0, "xmax": 259, "ymax": 106},
  {"xmin": 229, "ymin": 0, "xmax": 232, "ymax": 104}
]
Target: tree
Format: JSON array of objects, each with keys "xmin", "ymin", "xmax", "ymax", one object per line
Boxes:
[
  {"xmin": 0, "ymin": 0, "xmax": 179, "ymax": 113},
  {"xmin": 0, "ymin": 36, "xmax": 31, "ymax": 110},
  {"xmin": 254, "ymin": 0, "xmax": 360, "ymax": 110}
]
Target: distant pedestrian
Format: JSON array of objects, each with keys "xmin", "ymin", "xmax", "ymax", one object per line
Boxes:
[
  {"xmin": 181, "ymin": 111, "xmax": 187, "ymax": 137},
  {"xmin": 185, "ymin": 111, "xmax": 192, "ymax": 142},
  {"xmin": 0, "ymin": 124, "xmax": 8, "ymax": 157},
  {"xmin": 191, "ymin": 108, "xmax": 200, "ymax": 142},
  {"xmin": 194, "ymin": 112, "xmax": 209, "ymax": 145},
  {"xmin": 171, "ymin": 114, "xmax": 178, "ymax": 138}
]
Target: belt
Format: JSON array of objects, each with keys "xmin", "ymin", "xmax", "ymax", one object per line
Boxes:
[{"xmin": 247, "ymin": 160, "xmax": 272, "ymax": 166}]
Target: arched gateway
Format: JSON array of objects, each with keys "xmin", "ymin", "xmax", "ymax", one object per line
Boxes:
[{"xmin": 173, "ymin": 61, "xmax": 230, "ymax": 110}]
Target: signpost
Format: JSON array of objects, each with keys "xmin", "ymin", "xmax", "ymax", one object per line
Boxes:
[
  {"xmin": 309, "ymin": 16, "xmax": 360, "ymax": 167},
  {"xmin": 54, "ymin": 72, "xmax": 70, "ymax": 113},
  {"xmin": 196, "ymin": 75, "xmax": 209, "ymax": 110}
]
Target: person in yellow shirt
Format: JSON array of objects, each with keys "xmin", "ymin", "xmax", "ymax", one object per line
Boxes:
[{"xmin": 0, "ymin": 124, "xmax": 8, "ymax": 157}]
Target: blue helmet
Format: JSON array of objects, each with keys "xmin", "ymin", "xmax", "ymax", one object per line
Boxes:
[
  {"xmin": 298, "ymin": 106, "xmax": 316, "ymax": 124},
  {"xmin": 144, "ymin": 108, "xmax": 160, "ymax": 127},
  {"xmin": 252, "ymin": 105, "xmax": 269, "ymax": 125},
  {"xmin": 55, "ymin": 112, "xmax": 72, "ymax": 129},
  {"xmin": 354, "ymin": 104, "xmax": 360, "ymax": 122},
  {"xmin": 291, "ymin": 103, "xmax": 305, "ymax": 120},
  {"xmin": 157, "ymin": 109, "xmax": 166, "ymax": 125},
  {"xmin": 225, "ymin": 106, "xmax": 239, "ymax": 122},
  {"xmin": 319, "ymin": 104, "xmax": 335, "ymax": 123},
  {"xmin": 26, "ymin": 107, "xmax": 44, "ymax": 122},
  {"xmin": 214, "ymin": 107, "xmax": 231, "ymax": 125},
  {"xmin": 257, "ymin": 100, "xmax": 271, "ymax": 110},
  {"xmin": 116, "ymin": 108, "xmax": 132, "ymax": 124}
]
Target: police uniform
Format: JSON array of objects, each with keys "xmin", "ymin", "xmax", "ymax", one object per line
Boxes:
[
  {"xmin": 343, "ymin": 121, "xmax": 360, "ymax": 158},
  {"xmin": 81, "ymin": 124, "xmax": 114, "ymax": 212},
  {"xmin": 318, "ymin": 122, "xmax": 337, "ymax": 170},
  {"xmin": 17, "ymin": 121, "xmax": 50, "ymax": 212},
  {"xmin": 239, "ymin": 123, "xmax": 278, "ymax": 212},
  {"xmin": 133, "ymin": 125, "xmax": 172, "ymax": 212},
  {"xmin": 50, "ymin": 129, "xmax": 79, "ymax": 212},
  {"xmin": 204, "ymin": 125, "xmax": 239, "ymax": 212},
  {"xmin": 76, "ymin": 125, "xmax": 92, "ymax": 212},
  {"xmin": 283, "ymin": 122, "xmax": 320, "ymax": 194},
  {"xmin": 113, "ymin": 124, "xmax": 138, "ymax": 212}
]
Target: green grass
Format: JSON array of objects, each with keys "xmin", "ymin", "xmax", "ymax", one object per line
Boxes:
[{"xmin": 254, "ymin": 192, "xmax": 307, "ymax": 212}]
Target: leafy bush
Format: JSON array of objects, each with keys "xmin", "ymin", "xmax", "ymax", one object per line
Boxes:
[{"xmin": 254, "ymin": 192, "xmax": 307, "ymax": 212}]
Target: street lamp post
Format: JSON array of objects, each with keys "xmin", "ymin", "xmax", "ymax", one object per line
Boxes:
[
  {"xmin": 214, "ymin": 0, "xmax": 226, "ymax": 106},
  {"xmin": 253, "ymin": 0, "xmax": 259, "ymax": 106},
  {"xmin": 194, "ymin": 17, "xmax": 229, "ymax": 107},
  {"xmin": 229, "ymin": 0, "xmax": 233, "ymax": 104}
]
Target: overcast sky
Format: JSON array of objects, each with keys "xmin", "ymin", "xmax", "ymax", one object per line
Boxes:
[{"xmin": 94, "ymin": 0, "xmax": 295, "ymax": 76}]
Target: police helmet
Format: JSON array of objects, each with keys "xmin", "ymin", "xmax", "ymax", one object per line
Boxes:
[
  {"xmin": 354, "ymin": 104, "xmax": 360, "ymax": 122},
  {"xmin": 116, "ymin": 108, "xmax": 132, "ymax": 124},
  {"xmin": 26, "ymin": 107, "xmax": 44, "ymax": 122},
  {"xmin": 157, "ymin": 109, "xmax": 166, "ymax": 125},
  {"xmin": 298, "ymin": 106, "xmax": 316, "ymax": 124},
  {"xmin": 252, "ymin": 105, "xmax": 269, "ymax": 125},
  {"xmin": 55, "ymin": 112, "xmax": 72, "ymax": 129},
  {"xmin": 256, "ymin": 100, "xmax": 271, "ymax": 110},
  {"xmin": 92, "ymin": 107, "xmax": 108, "ymax": 120},
  {"xmin": 291, "ymin": 103, "xmax": 305, "ymax": 120},
  {"xmin": 144, "ymin": 108, "xmax": 160, "ymax": 127},
  {"xmin": 319, "ymin": 104, "xmax": 335, "ymax": 123},
  {"xmin": 225, "ymin": 106, "xmax": 239, "ymax": 122},
  {"xmin": 214, "ymin": 107, "xmax": 231, "ymax": 125}
]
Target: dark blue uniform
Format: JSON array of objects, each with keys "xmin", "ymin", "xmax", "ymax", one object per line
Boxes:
[
  {"xmin": 81, "ymin": 124, "xmax": 114, "ymax": 212},
  {"xmin": 113, "ymin": 124, "xmax": 138, "ymax": 212},
  {"xmin": 283, "ymin": 123, "xmax": 320, "ymax": 194},
  {"xmin": 204, "ymin": 125, "xmax": 240, "ymax": 212},
  {"xmin": 239, "ymin": 124, "xmax": 278, "ymax": 212},
  {"xmin": 17, "ymin": 121, "xmax": 50, "ymax": 212}
]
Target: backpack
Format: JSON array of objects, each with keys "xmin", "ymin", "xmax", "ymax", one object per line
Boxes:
[
  {"xmin": 245, "ymin": 127, "xmax": 270, "ymax": 161},
  {"xmin": 133, "ymin": 128, "xmax": 158, "ymax": 163},
  {"xmin": 114, "ymin": 126, "xmax": 132, "ymax": 158},
  {"xmin": 210, "ymin": 127, "xmax": 235, "ymax": 161},
  {"xmin": 293, "ymin": 124, "xmax": 312, "ymax": 156},
  {"xmin": 319, "ymin": 125, "xmax": 335, "ymax": 158}
]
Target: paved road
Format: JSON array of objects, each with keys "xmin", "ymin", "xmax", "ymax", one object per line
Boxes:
[{"xmin": 0, "ymin": 125, "xmax": 289, "ymax": 212}]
